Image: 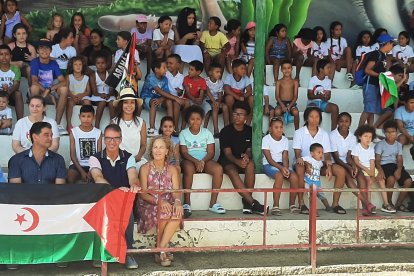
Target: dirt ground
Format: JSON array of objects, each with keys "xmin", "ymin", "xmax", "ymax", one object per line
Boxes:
[{"xmin": 1, "ymin": 248, "xmax": 414, "ymax": 276}]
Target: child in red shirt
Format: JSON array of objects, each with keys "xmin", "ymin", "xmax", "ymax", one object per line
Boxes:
[{"xmin": 183, "ymin": 60, "xmax": 211, "ymax": 114}]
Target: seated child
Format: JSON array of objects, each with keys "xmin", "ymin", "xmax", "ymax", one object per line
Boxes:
[
  {"xmin": 239, "ymin": 21, "xmax": 255, "ymax": 77},
  {"xmin": 373, "ymin": 64, "xmax": 407, "ymax": 129},
  {"xmin": 152, "ymin": 15, "xmax": 174, "ymax": 60},
  {"xmin": 292, "ymin": 28, "xmax": 314, "ymax": 82},
  {"xmin": 303, "ymin": 143, "xmax": 332, "ymax": 213},
  {"xmin": 183, "ymin": 60, "xmax": 211, "ymax": 114},
  {"xmin": 0, "ymin": 44, "xmax": 23, "ymax": 120},
  {"xmin": 159, "ymin": 116, "xmax": 180, "ymax": 172},
  {"xmin": 395, "ymin": 93, "xmax": 414, "ymax": 153},
  {"xmin": 68, "ymin": 105, "xmax": 102, "ymax": 183},
  {"xmin": 131, "ymin": 14, "xmax": 153, "ymax": 76},
  {"xmin": 66, "ymin": 56, "xmax": 91, "ymax": 132},
  {"xmin": 273, "ymin": 59, "xmax": 299, "ymax": 130},
  {"xmin": 0, "ymin": 91, "xmax": 12, "ymax": 134},
  {"xmin": 262, "ymin": 117, "xmax": 299, "ymax": 215},
  {"xmin": 200, "ymin": 16, "xmax": 230, "ymax": 72},
  {"xmin": 223, "ymin": 59, "xmax": 253, "ymax": 124},
  {"xmin": 84, "ymin": 53, "xmax": 116, "ymax": 128},
  {"xmin": 307, "ymin": 58, "xmax": 339, "ymax": 130},
  {"xmin": 166, "ymin": 54, "xmax": 189, "ymax": 131},
  {"xmin": 114, "ymin": 31, "xmax": 142, "ymax": 82},
  {"xmin": 375, "ymin": 120, "xmax": 413, "ymax": 212},
  {"xmin": 141, "ymin": 59, "xmax": 180, "ymax": 136},
  {"xmin": 204, "ymin": 62, "xmax": 229, "ymax": 138},
  {"xmin": 352, "ymin": 125, "xmax": 396, "ymax": 213}
]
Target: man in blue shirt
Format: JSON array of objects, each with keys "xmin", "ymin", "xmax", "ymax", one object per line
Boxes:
[{"xmin": 8, "ymin": 121, "xmax": 67, "ymax": 184}]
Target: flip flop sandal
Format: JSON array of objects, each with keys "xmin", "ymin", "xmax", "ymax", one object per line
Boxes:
[
  {"xmin": 208, "ymin": 203, "xmax": 226, "ymax": 214},
  {"xmin": 290, "ymin": 205, "xmax": 300, "ymax": 214},
  {"xmin": 396, "ymin": 204, "xmax": 409, "ymax": 212},
  {"xmin": 155, "ymin": 252, "xmax": 171, "ymax": 267},
  {"xmin": 271, "ymin": 206, "xmax": 282, "ymax": 216},
  {"xmin": 333, "ymin": 205, "xmax": 347, "ymax": 214}
]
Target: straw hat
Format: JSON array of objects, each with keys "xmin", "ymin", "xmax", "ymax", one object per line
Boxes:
[{"xmin": 113, "ymin": 88, "xmax": 143, "ymax": 107}]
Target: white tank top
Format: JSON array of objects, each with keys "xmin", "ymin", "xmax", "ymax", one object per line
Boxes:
[
  {"xmin": 112, "ymin": 116, "xmax": 143, "ymax": 156},
  {"xmin": 71, "ymin": 126, "xmax": 101, "ymax": 167},
  {"xmin": 69, "ymin": 74, "xmax": 89, "ymax": 95},
  {"xmin": 96, "ymin": 71, "xmax": 110, "ymax": 94}
]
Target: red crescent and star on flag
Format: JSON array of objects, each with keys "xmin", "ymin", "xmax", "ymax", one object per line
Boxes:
[{"xmin": 14, "ymin": 207, "xmax": 40, "ymax": 232}]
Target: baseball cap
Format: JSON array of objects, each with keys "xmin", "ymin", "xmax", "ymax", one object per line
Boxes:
[
  {"xmin": 377, "ymin": 34, "xmax": 396, "ymax": 45},
  {"xmin": 136, "ymin": 14, "xmax": 148, "ymax": 23},
  {"xmin": 35, "ymin": 39, "xmax": 53, "ymax": 49},
  {"xmin": 245, "ymin": 21, "xmax": 256, "ymax": 30}
]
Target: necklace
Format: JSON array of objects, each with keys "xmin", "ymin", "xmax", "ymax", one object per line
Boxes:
[{"xmin": 124, "ymin": 120, "xmax": 133, "ymax": 128}]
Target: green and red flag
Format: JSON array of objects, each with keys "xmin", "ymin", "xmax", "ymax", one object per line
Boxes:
[
  {"xmin": 379, "ymin": 71, "xmax": 398, "ymax": 109},
  {"xmin": 0, "ymin": 184, "xmax": 134, "ymax": 265}
]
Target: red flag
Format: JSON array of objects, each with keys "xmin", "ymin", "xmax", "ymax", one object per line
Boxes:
[{"xmin": 83, "ymin": 189, "xmax": 135, "ymax": 263}]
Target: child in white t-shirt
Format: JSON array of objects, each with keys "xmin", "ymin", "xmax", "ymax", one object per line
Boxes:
[
  {"xmin": 326, "ymin": 21, "xmax": 353, "ymax": 82},
  {"xmin": 391, "ymin": 31, "xmax": 414, "ymax": 72},
  {"xmin": 352, "ymin": 125, "xmax": 396, "ymax": 213},
  {"xmin": 303, "ymin": 143, "xmax": 332, "ymax": 213},
  {"xmin": 152, "ymin": 15, "xmax": 174, "ymax": 60},
  {"xmin": 205, "ymin": 62, "xmax": 229, "ymax": 138},
  {"xmin": 262, "ymin": 117, "xmax": 299, "ymax": 215},
  {"xmin": 307, "ymin": 59, "xmax": 339, "ymax": 130},
  {"xmin": 0, "ymin": 91, "xmax": 12, "ymax": 134}
]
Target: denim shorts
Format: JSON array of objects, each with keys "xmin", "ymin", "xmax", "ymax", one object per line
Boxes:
[
  {"xmin": 143, "ymin": 97, "xmax": 164, "ymax": 111},
  {"xmin": 362, "ymin": 83, "xmax": 381, "ymax": 114},
  {"xmin": 305, "ymin": 182, "xmax": 326, "ymax": 201},
  {"xmin": 307, "ymin": 100, "xmax": 329, "ymax": 112},
  {"xmin": 263, "ymin": 163, "xmax": 292, "ymax": 178}
]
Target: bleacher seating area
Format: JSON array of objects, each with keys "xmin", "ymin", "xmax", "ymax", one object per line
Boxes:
[{"xmin": 3, "ymin": 63, "xmax": 414, "ymax": 210}]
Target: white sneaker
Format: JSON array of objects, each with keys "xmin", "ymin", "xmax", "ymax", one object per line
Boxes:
[
  {"xmin": 57, "ymin": 125, "xmax": 68, "ymax": 136},
  {"xmin": 147, "ymin": 128, "xmax": 159, "ymax": 137}
]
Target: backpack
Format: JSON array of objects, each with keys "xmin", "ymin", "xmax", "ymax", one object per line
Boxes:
[{"xmin": 354, "ymin": 50, "xmax": 381, "ymax": 86}]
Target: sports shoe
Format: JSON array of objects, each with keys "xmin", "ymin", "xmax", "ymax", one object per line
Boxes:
[
  {"xmin": 183, "ymin": 203, "xmax": 192, "ymax": 218},
  {"xmin": 147, "ymin": 128, "xmax": 159, "ymax": 137},
  {"xmin": 6, "ymin": 264, "xmax": 19, "ymax": 270},
  {"xmin": 252, "ymin": 199, "xmax": 268, "ymax": 216},
  {"xmin": 242, "ymin": 198, "xmax": 252, "ymax": 214},
  {"xmin": 56, "ymin": 262, "xmax": 68, "ymax": 268},
  {"xmin": 57, "ymin": 125, "xmax": 68, "ymax": 136},
  {"xmin": 125, "ymin": 255, "xmax": 138, "ymax": 269},
  {"xmin": 381, "ymin": 204, "xmax": 396, "ymax": 213}
]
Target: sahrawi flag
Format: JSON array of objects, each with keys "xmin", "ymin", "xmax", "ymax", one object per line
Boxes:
[
  {"xmin": 0, "ymin": 183, "xmax": 134, "ymax": 264},
  {"xmin": 105, "ymin": 33, "xmax": 138, "ymax": 94},
  {"xmin": 379, "ymin": 71, "xmax": 398, "ymax": 109}
]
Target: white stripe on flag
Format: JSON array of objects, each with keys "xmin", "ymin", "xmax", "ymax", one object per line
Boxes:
[{"xmin": 0, "ymin": 204, "xmax": 94, "ymax": 235}]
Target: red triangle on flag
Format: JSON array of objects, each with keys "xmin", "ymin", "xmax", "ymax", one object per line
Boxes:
[{"xmin": 83, "ymin": 189, "xmax": 135, "ymax": 263}]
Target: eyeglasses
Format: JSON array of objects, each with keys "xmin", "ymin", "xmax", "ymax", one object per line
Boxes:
[
  {"xmin": 232, "ymin": 112, "xmax": 246, "ymax": 117},
  {"xmin": 104, "ymin": 136, "xmax": 122, "ymax": 143}
]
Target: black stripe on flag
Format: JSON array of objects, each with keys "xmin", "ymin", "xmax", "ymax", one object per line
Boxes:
[
  {"xmin": 105, "ymin": 37, "xmax": 132, "ymax": 91},
  {"xmin": 0, "ymin": 184, "xmax": 113, "ymax": 205}
]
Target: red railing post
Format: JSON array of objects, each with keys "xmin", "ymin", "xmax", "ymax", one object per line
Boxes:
[
  {"xmin": 263, "ymin": 191, "xmax": 268, "ymax": 246},
  {"xmin": 309, "ymin": 185, "xmax": 317, "ymax": 274},
  {"xmin": 356, "ymin": 191, "xmax": 361, "ymax": 243}
]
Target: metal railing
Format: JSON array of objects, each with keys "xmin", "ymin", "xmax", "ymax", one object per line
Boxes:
[{"xmin": 101, "ymin": 187, "xmax": 414, "ymax": 275}]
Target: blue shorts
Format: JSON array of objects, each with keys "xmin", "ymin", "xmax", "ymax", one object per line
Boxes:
[
  {"xmin": 263, "ymin": 163, "xmax": 292, "ymax": 178},
  {"xmin": 143, "ymin": 97, "xmax": 164, "ymax": 111},
  {"xmin": 362, "ymin": 83, "xmax": 381, "ymax": 114},
  {"xmin": 307, "ymin": 100, "xmax": 329, "ymax": 112}
]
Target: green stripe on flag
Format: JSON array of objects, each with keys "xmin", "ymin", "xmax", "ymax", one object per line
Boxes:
[{"xmin": 0, "ymin": 232, "xmax": 117, "ymax": 264}]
